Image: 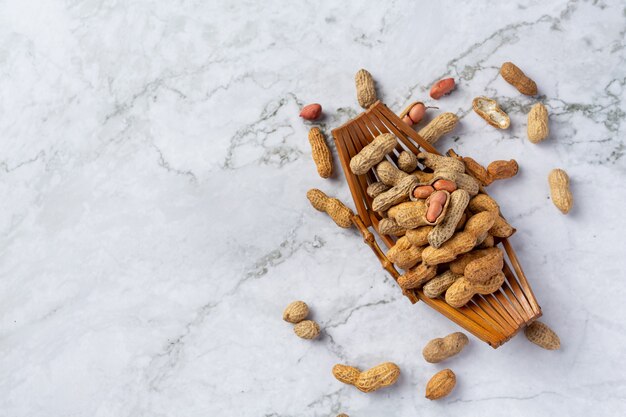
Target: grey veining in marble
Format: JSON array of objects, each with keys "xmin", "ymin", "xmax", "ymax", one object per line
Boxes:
[{"xmin": 0, "ymin": 1, "xmax": 625, "ymax": 416}]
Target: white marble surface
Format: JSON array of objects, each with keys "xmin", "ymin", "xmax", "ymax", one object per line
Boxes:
[{"xmin": 1, "ymin": 1, "xmax": 625, "ymax": 416}]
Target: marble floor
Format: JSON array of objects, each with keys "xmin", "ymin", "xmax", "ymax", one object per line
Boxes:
[{"xmin": 0, "ymin": 1, "xmax": 625, "ymax": 416}]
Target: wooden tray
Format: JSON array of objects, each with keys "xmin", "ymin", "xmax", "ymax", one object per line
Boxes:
[{"xmin": 331, "ymin": 101, "xmax": 541, "ymax": 348}]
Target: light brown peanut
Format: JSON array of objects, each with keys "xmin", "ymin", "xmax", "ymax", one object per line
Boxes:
[
  {"xmin": 376, "ymin": 160, "xmax": 409, "ymax": 186},
  {"xmin": 500, "ymin": 62, "xmax": 537, "ymax": 96},
  {"xmin": 473, "ymin": 96, "xmax": 510, "ymax": 129},
  {"xmin": 479, "ymin": 234, "xmax": 495, "ymax": 248},
  {"xmin": 418, "ymin": 112, "xmax": 459, "ymax": 144},
  {"xmin": 378, "ymin": 218, "xmax": 406, "ymax": 236},
  {"xmin": 449, "ymin": 247, "xmax": 500, "ymax": 274},
  {"xmin": 524, "ymin": 321, "xmax": 560, "ymax": 350},
  {"xmin": 468, "ymin": 194, "xmax": 514, "ymax": 238},
  {"xmin": 464, "ymin": 247, "xmax": 504, "ymax": 284},
  {"xmin": 528, "ymin": 103, "xmax": 549, "ymax": 143},
  {"xmin": 293, "ymin": 320, "xmax": 320, "ymax": 339},
  {"xmin": 386, "ymin": 236, "xmax": 423, "ymax": 270},
  {"xmin": 307, "ymin": 189, "xmax": 354, "ymax": 228},
  {"xmin": 355, "ymin": 69, "xmax": 377, "ymax": 109},
  {"xmin": 398, "ymin": 151, "xmax": 418, "ymax": 172},
  {"xmin": 422, "ymin": 211, "xmax": 496, "ymax": 265},
  {"xmin": 417, "ymin": 151, "xmax": 465, "ymax": 173},
  {"xmin": 445, "ymin": 271, "xmax": 505, "ymax": 308},
  {"xmin": 283, "ymin": 301, "xmax": 309, "ymax": 323},
  {"xmin": 388, "ymin": 200, "xmax": 429, "ymax": 229},
  {"xmin": 413, "ymin": 185, "xmax": 434, "ymax": 199},
  {"xmin": 428, "ymin": 189, "xmax": 470, "ymax": 248},
  {"xmin": 425, "ymin": 369, "xmax": 456, "ymax": 400},
  {"xmin": 423, "ymin": 270, "xmax": 462, "ymax": 298},
  {"xmin": 397, "ymin": 263, "xmax": 437, "ymax": 289},
  {"xmin": 548, "ymin": 168, "xmax": 573, "ymax": 214},
  {"xmin": 333, "ymin": 363, "xmax": 400, "ymax": 393},
  {"xmin": 350, "ymin": 133, "xmax": 397, "ymax": 175},
  {"xmin": 410, "ymin": 170, "xmax": 435, "ymax": 184},
  {"xmin": 367, "ymin": 181, "xmax": 390, "ymax": 198},
  {"xmin": 422, "ymin": 332, "xmax": 469, "ymax": 363},
  {"xmin": 308, "ymin": 127, "xmax": 333, "ymax": 178},
  {"xmin": 372, "ymin": 175, "xmax": 418, "ymax": 212},
  {"xmin": 405, "ymin": 226, "xmax": 433, "ymax": 247}
]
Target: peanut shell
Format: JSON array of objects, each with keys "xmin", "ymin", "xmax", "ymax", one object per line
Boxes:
[
  {"xmin": 293, "ymin": 320, "xmax": 320, "ymax": 339},
  {"xmin": 355, "ymin": 69, "xmax": 377, "ymax": 109},
  {"xmin": 398, "ymin": 151, "xmax": 418, "ymax": 173},
  {"xmin": 425, "ymin": 369, "xmax": 456, "ymax": 400},
  {"xmin": 308, "ymin": 127, "xmax": 333, "ymax": 178},
  {"xmin": 386, "ymin": 236, "xmax": 423, "ymax": 270},
  {"xmin": 473, "ymin": 96, "xmax": 510, "ymax": 129},
  {"xmin": 418, "ymin": 112, "xmax": 459, "ymax": 144},
  {"xmin": 282, "ymin": 301, "xmax": 309, "ymax": 323},
  {"xmin": 423, "ymin": 270, "xmax": 462, "ymax": 298},
  {"xmin": 427, "ymin": 189, "xmax": 470, "ymax": 248},
  {"xmin": 350, "ymin": 133, "xmax": 397, "ymax": 175},
  {"xmin": 500, "ymin": 62, "xmax": 537, "ymax": 96},
  {"xmin": 397, "ymin": 263, "xmax": 437, "ymax": 289},
  {"xmin": 527, "ymin": 103, "xmax": 549, "ymax": 143},
  {"xmin": 548, "ymin": 168, "xmax": 573, "ymax": 214},
  {"xmin": 422, "ymin": 332, "xmax": 469, "ymax": 363},
  {"xmin": 524, "ymin": 321, "xmax": 560, "ymax": 350}
]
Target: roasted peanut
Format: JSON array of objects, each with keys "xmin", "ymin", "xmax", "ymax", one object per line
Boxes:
[
  {"xmin": 445, "ymin": 271, "xmax": 505, "ymax": 308},
  {"xmin": 308, "ymin": 127, "xmax": 333, "ymax": 178},
  {"xmin": 464, "ymin": 247, "xmax": 504, "ymax": 284},
  {"xmin": 410, "ymin": 169, "xmax": 435, "ymax": 184},
  {"xmin": 417, "ymin": 151, "xmax": 465, "ymax": 173},
  {"xmin": 449, "ymin": 247, "xmax": 501, "ymax": 274},
  {"xmin": 430, "ymin": 78, "xmax": 455, "ymax": 99},
  {"xmin": 405, "ymin": 226, "xmax": 433, "ymax": 247},
  {"xmin": 333, "ymin": 363, "xmax": 400, "ymax": 393},
  {"xmin": 299, "ymin": 103, "xmax": 322, "ymax": 120},
  {"xmin": 307, "ymin": 189, "xmax": 354, "ymax": 228},
  {"xmin": 433, "ymin": 179, "xmax": 457, "ymax": 192},
  {"xmin": 500, "ymin": 62, "xmax": 537, "ymax": 96},
  {"xmin": 293, "ymin": 320, "xmax": 320, "ymax": 339},
  {"xmin": 386, "ymin": 236, "xmax": 423, "ymax": 270},
  {"xmin": 397, "ymin": 263, "xmax": 437, "ymax": 289},
  {"xmin": 427, "ymin": 189, "xmax": 470, "ymax": 248},
  {"xmin": 398, "ymin": 151, "xmax": 418, "ymax": 173},
  {"xmin": 463, "ymin": 156, "xmax": 492, "ymax": 186},
  {"xmin": 422, "ymin": 332, "xmax": 469, "ymax": 363},
  {"xmin": 423, "ymin": 270, "xmax": 462, "ymax": 298},
  {"xmin": 376, "ymin": 160, "xmax": 408, "ymax": 186},
  {"xmin": 524, "ymin": 321, "xmax": 560, "ymax": 350},
  {"xmin": 425, "ymin": 369, "xmax": 456, "ymax": 400},
  {"xmin": 468, "ymin": 194, "xmax": 515, "ymax": 238},
  {"xmin": 388, "ymin": 200, "xmax": 429, "ymax": 229},
  {"xmin": 350, "ymin": 133, "xmax": 397, "ymax": 175},
  {"xmin": 418, "ymin": 113, "xmax": 459, "ymax": 145},
  {"xmin": 355, "ymin": 69, "xmax": 377, "ymax": 108},
  {"xmin": 426, "ymin": 190, "xmax": 448, "ymax": 222},
  {"xmin": 413, "ymin": 185, "xmax": 435, "ymax": 199},
  {"xmin": 422, "ymin": 211, "xmax": 496, "ymax": 265},
  {"xmin": 378, "ymin": 218, "xmax": 406, "ymax": 236},
  {"xmin": 528, "ymin": 103, "xmax": 549, "ymax": 143},
  {"xmin": 409, "ymin": 102, "xmax": 427, "ymax": 123},
  {"xmin": 283, "ymin": 301, "xmax": 309, "ymax": 323},
  {"xmin": 402, "ymin": 115, "xmax": 413, "ymax": 126},
  {"xmin": 373, "ymin": 175, "xmax": 418, "ymax": 212},
  {"xmin": 548, "ymin": 168, "xmax": 573, "ymax": 214},
  {"xmin": 434, "ymin": 170, "xmax": 479, "ymax": 196},
  {"xmin": 367, "ymin": 181, "xmax": 390, "ymax": 198},
  {"xmin": 473, "ymin": 96, "xmax": 510, "ymax": 129},
  {"xmin": 487, "ymin": 160, "xmax": 518, "ymax": 181}
]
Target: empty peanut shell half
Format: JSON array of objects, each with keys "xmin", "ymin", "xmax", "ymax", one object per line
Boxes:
[{"xmin": 472, "ymin": 97, "xmax": 510, "ymax": 129}]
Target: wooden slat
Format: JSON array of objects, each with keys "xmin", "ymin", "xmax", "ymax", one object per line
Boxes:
[
  {"xmin": 472, "ymin": 296, "xmax": 515, "ymax": 335},
  {"xmin": 503, "ymin": 239, "xmax": 541, "ymax": 314},
  {"xmin": 502, "ymin": 261, "xmax": 536, "ymax": 319},
  {"xmin": 332, "ymin": 128, "xmax": 370, "ymax": 226}
]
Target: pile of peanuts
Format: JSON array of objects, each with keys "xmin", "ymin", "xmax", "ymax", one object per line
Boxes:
[{"xmin": 350, "ymin": 137, "xmax": 516, "ymax": 308}]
